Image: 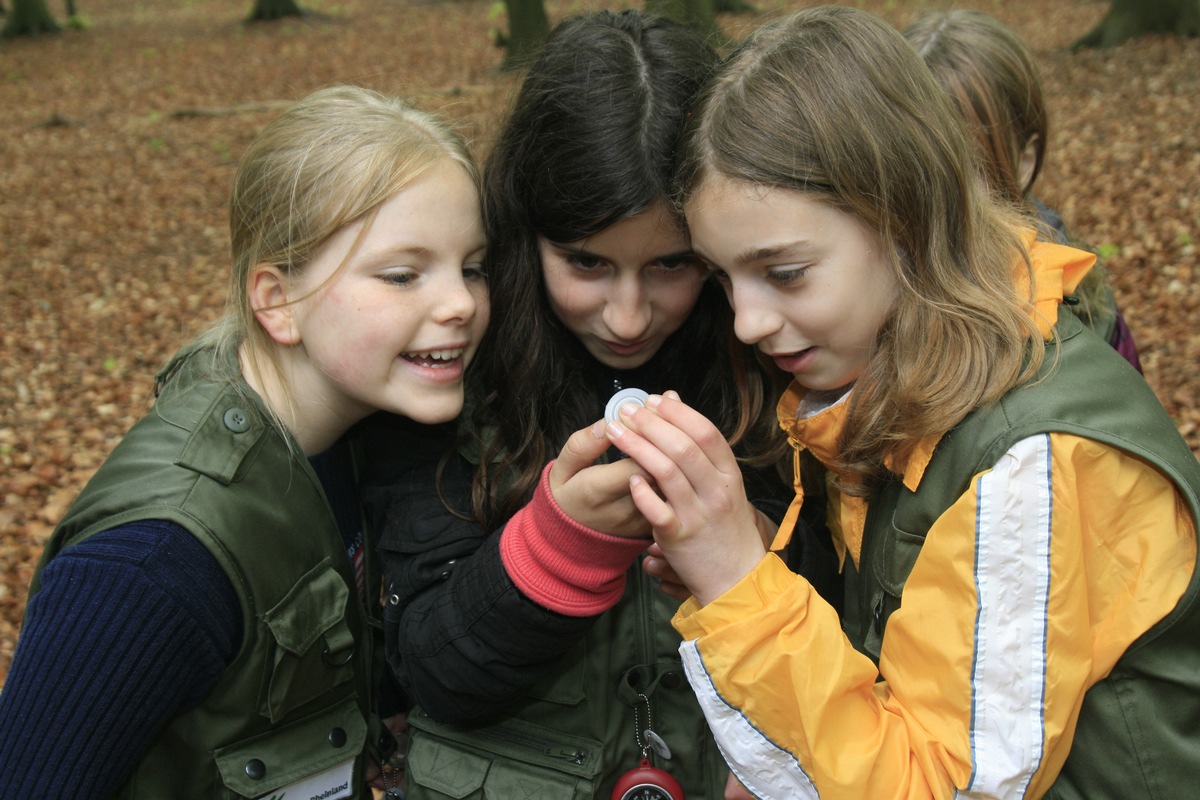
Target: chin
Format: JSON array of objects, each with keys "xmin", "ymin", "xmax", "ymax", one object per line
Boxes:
[{"xmin": 394, "ymin": 400, "xmax": 464, "ymax": 425}]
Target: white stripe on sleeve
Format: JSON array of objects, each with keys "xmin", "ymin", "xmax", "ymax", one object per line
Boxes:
[
  {"xmin": 962, "ymin": 434, "xmax": 1052, "ymax": 798},
  {"xmin": 679, "ymin": 638, "xmax": 820, "ymax": 799}
]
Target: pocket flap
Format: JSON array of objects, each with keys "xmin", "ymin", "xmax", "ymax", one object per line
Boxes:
[
  {"xmin": 261, "ymin": 559, "xmax": 348, "ymax": 655},
  {"xmin": 214, "ymin": 697, "xmax": 366, "ymax": 796},
  {"xmin": 408, "ymin": 708, "xmax": 603, "ymax": 779}
]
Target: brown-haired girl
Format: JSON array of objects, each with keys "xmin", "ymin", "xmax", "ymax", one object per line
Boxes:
[
  {"xmin": 606, "ymin": 7, "xmax": 1200, "ymax": 798},
  {"xmin": 359, "ymin": 10, "xmax": 804, "ymax": 799},
  {"xmin": 904, "ymin": 8, "xmax": 1142, "ymax": 372}
]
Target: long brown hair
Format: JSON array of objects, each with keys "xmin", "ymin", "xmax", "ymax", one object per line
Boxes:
[
  {"xmin": 904, "ymin": 9, "xmax": 1114, "ymax": 326},
  {"xmin": 677, "ymin": 6, "xmax": 1043, "ymax": 495},
  {"xmin": 467, "ymin": 10, "xmax": 785, "ymax": 529}
]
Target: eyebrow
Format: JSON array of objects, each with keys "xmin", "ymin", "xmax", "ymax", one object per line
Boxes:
[
  {"xmin": 738, "ymin": 243, "xmax": 812, "ymax": 266},
  {"xmin": 547, "ymin": 240, "xmax": 696, "ymax": 263},
  {"xmin": 362, "ymin": 240, "xmax": 486, "ymax": 263}
]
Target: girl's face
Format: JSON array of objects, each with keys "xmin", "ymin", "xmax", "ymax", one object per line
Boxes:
[
  {"xmin": 538, "ymin": 200, "xmax": 706, "ymax": 370},
  {"xmin": 686, "ymin": 176, "xmax": 898, "ymax": 392},
  {"xmin": 285, "ymin": 159, "xmax": 488, "ymax": 428}
]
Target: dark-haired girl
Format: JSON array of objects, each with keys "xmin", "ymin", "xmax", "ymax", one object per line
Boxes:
[{"xmin": 360, "ymin": 10, "xmax": 809, "ymax": 799}]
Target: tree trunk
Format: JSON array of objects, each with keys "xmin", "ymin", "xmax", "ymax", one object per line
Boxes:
[
  {"xmin": 1073, "ymin": 0, "xmax": 1200, "ymax": 49},
  {"xmin": 646, "ymin": 0, "xmax": 718, "ymax": 37},
  {"xmin": 1, "ymin": 0, "xmax": 60, "ymax": 38},
  {"xmin": 499, "ymin": 0, "xmax": 549, "ymax": 72},
  {"xmin": 246, "ymin": 0, "xmax": 306, "ymax": 23}
]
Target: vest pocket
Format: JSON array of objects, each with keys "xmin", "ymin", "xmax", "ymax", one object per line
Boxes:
[
  {"xmin": 214, "ymin": 696, "xmax": 366, "ymax": 798},
  {"xmin": 259, "ymin": 559, "xmax": 355, "ymax": 722},
  {"xmin": 404, "ymin": 708, "xmax": 603, "ymax": 800}
]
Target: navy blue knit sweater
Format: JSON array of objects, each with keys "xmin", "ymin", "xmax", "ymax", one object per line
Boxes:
[{"xmin": 0, "ymin": 446, "xmax": 361, "ymax": 799}]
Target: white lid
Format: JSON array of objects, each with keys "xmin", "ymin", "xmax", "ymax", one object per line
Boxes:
[{"xmin": 605, "ymin": 388, "xmax": 650, "ymax": 424}]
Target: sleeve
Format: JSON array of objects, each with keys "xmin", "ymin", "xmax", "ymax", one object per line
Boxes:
[
  {"xmin": 672, "ymin": 433, "xmax": 1196, "ymax": 799},
  {"xmin": 0, "ymin": 521, "xmax": 241, "ymax": 798},
  {"xmin": 362, "ymin": 419, "xmax": 642, "ymax": 724}
]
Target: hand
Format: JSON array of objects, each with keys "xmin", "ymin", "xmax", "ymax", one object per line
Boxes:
[
  {"xmin": 725, "ymin": 772, "xmax": 756, "ymax": 799},
  {"xmin": 364, "ymin": 713, "xmax": 408, "ymax": 789},
  {"xmin": 548, "ymin": 419, "xmax": 653, "ymax": 539},
  {"xmin": 607, "ymin": 392, "xmax": 767, "ymax": 605},
  {"xmin": 642, "ymin": 542, "xmax": 690, "ymax": 602}
]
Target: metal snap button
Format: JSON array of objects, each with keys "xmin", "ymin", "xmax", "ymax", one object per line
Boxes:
[
  {"xmin": 244, "ymin": 758, "xmax": 266, "ymax": 780},
  {"xmin": 322, "ymin": 642, "xmax": 356, "ymax": 666},
  {"xmin": 328, "ymin": 727, "xmax": 347, "ymax": 748}
]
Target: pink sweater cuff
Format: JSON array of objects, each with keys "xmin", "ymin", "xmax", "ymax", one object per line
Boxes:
[{"xmin": 500, "ymin": 462, "xmax": 650, "ymax": 616}]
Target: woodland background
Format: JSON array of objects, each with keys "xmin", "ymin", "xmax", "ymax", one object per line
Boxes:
[{"xmin": 1, "ymin": 0, "xmax": 1198, "ymax": 684}]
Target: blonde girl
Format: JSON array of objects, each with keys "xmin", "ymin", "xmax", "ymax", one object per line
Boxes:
[
  {"xmin": 604, "ymin": 7, "xmax": 1200, "ymax": 799},
  {"xmin": 0, "ymin": 85, "xmax": 487, "ymax": 799}
]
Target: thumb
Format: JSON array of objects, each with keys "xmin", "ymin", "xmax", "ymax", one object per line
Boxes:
[{"xmin": 551, "ymin": 419, "xmax": 611, "ymax": 483}]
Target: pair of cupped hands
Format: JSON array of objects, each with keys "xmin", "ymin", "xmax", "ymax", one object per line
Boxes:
[{"xmin": 547, "ymin": 390, "xmax": 775, "ymax": 607}]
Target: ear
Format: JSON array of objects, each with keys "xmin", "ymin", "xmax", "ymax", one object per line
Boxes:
[
  {"xmin": 1018, "ymin": 134, "xmax": 1040, "ymax": 195},
  {"xmin": 249, "ymin": 264, "xmax": 301, "ymax": 346}
]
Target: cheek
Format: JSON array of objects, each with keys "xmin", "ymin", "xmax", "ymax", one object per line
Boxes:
[
  {"xmin": 653, "ymin": 275, "xmax": 706, "ymax": 330},
  {"xmin": 544, "ymin": 274, "xmax": 600, "ymax": 330}
]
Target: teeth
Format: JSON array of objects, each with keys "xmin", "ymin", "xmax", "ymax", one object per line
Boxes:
[{"xmin": 408, "ymin": 348, "xmax": 464, "ymax": 361}]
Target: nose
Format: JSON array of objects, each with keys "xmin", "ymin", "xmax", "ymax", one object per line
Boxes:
[
  {"xmin": 435, "ymin": 272, "xmax": 481, "ymax": 324},
  {"xmin": 729, "ymin": 283, "xmax": 780, "ymax": 346},
  {"xmin": 601, "ymin": 274, "xmax": 652, "ymax": 340}
]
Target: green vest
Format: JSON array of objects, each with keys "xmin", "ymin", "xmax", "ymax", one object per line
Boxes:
[
  {"xmin": 30, "ymin": 348, "xmax": 389, "ymax": 799},
  {"xmin": 404, "ymin": 567, "xmax": 726, "ymax": 800},
  {"xmin": 844, "ymin": 313, "xmax": 1200, "ymax": 798}
]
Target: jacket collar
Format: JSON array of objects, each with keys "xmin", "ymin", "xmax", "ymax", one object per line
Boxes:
[{"xmin": 770, "ymin": 232, "xmax": 1095, "ymax": 562}]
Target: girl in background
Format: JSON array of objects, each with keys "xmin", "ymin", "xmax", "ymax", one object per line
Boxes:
[
  {"xmin": 606, "ymin": 7, "xmax": 1200, "ymax": 798},
  {"xmin": 0, "ymin": 85, "xmax": 487, "ymax": 800},
  {"xmin": 904, "ymin": 8, "xmax": 1142, "ymax": 372},
  {"xmin": 360, "ymin": 10, "xmax": 803, "ymax": 799}
]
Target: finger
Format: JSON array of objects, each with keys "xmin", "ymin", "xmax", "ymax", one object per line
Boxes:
[
  {"xmin": 629, "ymin": 474, "xmax": 678, "ymax": 534},
  {"xmin": 657, "ymin": 579, "xmax": 691, "ymax": 603},
  {"xmin": 608, "ymin": 403, "xmax": 727, "ymax": 503},
  {"xmin": 644, "ymin": 393, "xmax": 741, "ymax": 473},
  {"xmin": 550, "ymin": 418, "xmax": 612, "ymax": 485}
]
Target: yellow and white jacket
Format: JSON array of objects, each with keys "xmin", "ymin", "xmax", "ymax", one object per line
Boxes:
[{"xmin": 673, "ymin": 238, "xmax": 1199, "ymax": 798}]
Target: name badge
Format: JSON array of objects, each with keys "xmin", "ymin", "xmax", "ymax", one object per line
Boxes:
[{"xmin": 257, "ymin": 758, "xmax": 354, "ymax": 800}]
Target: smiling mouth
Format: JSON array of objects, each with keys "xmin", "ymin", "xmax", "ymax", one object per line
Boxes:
[{"xmin": 403, "ymin": 347, "xmax": 464, "ymax": 367}]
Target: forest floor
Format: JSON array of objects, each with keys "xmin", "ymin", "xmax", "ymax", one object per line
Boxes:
[{"xmin": 1, "ymin": 0, "xmax": 1198, "ymax": 683}]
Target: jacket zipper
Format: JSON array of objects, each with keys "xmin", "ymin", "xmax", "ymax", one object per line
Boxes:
[{"xmin": 473, "ymin": 726, "xmax": 589, "ymax": 766}]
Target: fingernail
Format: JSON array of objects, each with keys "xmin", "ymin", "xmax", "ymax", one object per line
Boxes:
[
  {"xmin": 665, "ymin": 390, "xmax": 680, "ymax": 401},
  {"xmin": 591, "ymin": 419, "xmax": 606, "ymax": 438},
  {"xmin": 619, "ymin": 401, "xmax": 640, "ymax": 418},
  {"xmin": 607, "ymin": 420, "xmax": 625, "ymax": 437},
  {"xmin": 646, "ymin": 394, "xmax": 662, "ymax": 408}
]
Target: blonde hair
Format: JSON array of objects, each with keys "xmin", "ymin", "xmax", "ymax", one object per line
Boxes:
[
  {"xmin": 174, "ymin": 85, "xmax": 477, "ymax": 426},
  {"xmin": 677, "ymin": 6, "xmax": 1044, "ymax": 494}
]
